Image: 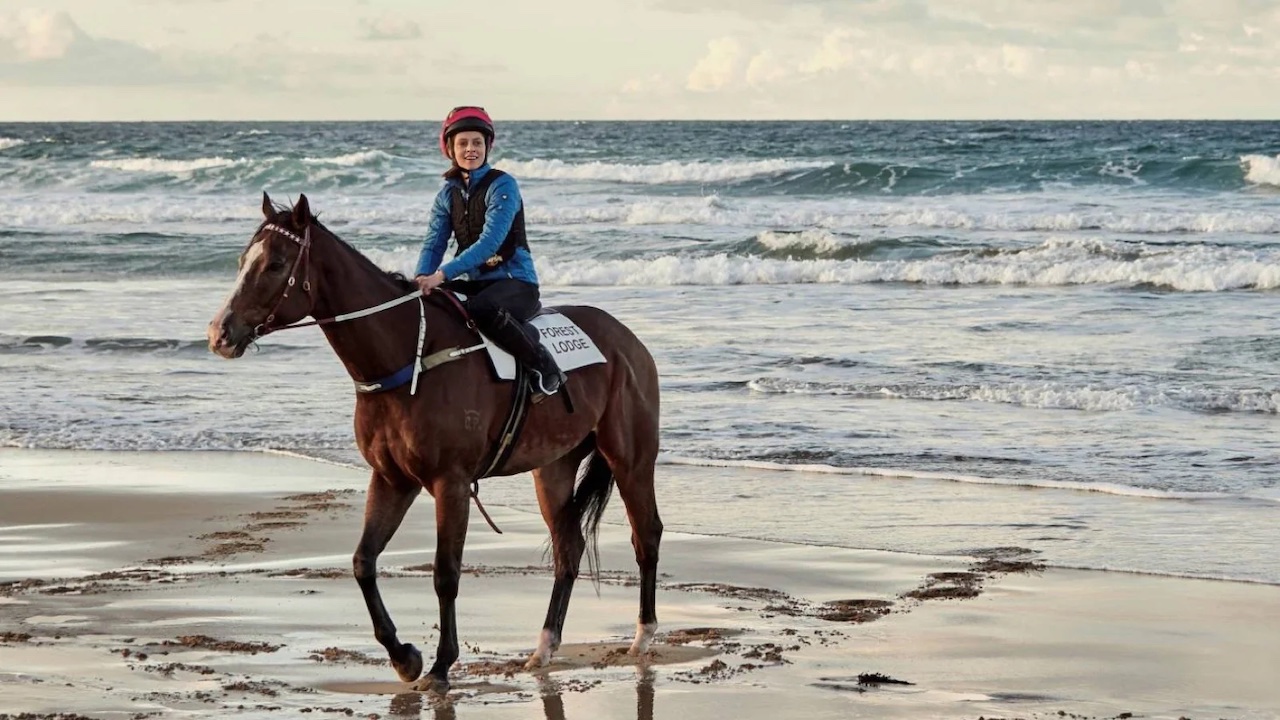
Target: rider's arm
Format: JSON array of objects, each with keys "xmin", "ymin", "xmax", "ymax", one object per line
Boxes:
[
  {"xmin": 439, "ymin": 173, "xmax": 520, "ymax": 281},
  {"xmin": 414, "ymin": 187, "xmax": 452, "ymax": 278}
]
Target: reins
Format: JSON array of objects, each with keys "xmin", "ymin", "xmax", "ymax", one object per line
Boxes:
[{"xmin": 252, "ymin": 223, "xmax": 424, "ymax": 339}]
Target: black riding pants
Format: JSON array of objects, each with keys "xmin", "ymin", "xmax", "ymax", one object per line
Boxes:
[{"xmin": 446, "ymin": 278, "xmax": 541, "ymax": 327}]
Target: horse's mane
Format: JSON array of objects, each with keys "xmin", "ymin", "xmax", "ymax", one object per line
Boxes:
[
  {"xmin": 261, "ymin": 200, "xmax": 417, "ymax": 292},
  {"xmin": 382, "ymin": 271, "xmax": 417, "ymax": 291}
]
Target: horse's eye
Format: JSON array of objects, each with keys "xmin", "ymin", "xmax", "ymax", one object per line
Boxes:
[{"xmin": 266, "ymin": 260, "xmax": 286, "ymax": 273}]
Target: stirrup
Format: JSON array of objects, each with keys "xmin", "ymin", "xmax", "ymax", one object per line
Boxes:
[{"xmin": 530, "ymin": 368, "xmax": 565, "ymax": 397}]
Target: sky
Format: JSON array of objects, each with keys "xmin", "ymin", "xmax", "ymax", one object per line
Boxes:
[{"xmin": 1, "ymin": 0, "xmax": 1279, "ymax": 121}]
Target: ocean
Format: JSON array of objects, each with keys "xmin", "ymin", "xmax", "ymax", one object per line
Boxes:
[{"xmin": 1, "ymin": 120, "xmax": 1278, "ymax": 584}]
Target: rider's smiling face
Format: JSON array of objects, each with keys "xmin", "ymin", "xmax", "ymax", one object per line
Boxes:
[{"xmin": 451, "ymin": 131, "xmax": 487, "ymax": 172}]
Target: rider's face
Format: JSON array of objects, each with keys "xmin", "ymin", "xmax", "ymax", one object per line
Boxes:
[{"xmin": 451, "ymin": 131, "xmax": 487, "ymax": 171}]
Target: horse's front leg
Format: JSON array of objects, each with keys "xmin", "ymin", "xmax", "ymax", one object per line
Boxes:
[
  {"xmin": 352, "ymin": 473, "xmax": 423, "ymax": 682},
  {"xmin": 415, "ymin": 478, "xmax": 471, "ymax": 693}
]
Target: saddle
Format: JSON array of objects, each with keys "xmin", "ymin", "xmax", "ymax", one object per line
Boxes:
[{"xmin": 433, "ymin": 291, "xmax": 607, "ymax": 383}]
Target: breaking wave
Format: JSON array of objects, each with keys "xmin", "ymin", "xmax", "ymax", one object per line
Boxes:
[
  {"xmin": 1, "ymin": 148, "xmax": 1275, "ymax": 197},
  {"xmin": 746, "ymin": 377, "xmax": 1280, "ymax": 414},
  {"xmin": 525, "ymin": 238, "xmax": 1280, "ymax": 291},
  {"xmin": 1242, "ymin": 153, "xmax": 1280, "ymax": 188},
  {"xmin": 496, "ymin": 158, "xmax": 828, "ymax": 184},
  {"xmin": 524, "ymin": 200, "xmax": 1280, "ymax": 235}
]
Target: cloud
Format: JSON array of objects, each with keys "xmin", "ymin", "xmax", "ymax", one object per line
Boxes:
[
  {"xmin": 797, "ymin": 28, "xmax": 858, "ymax": 74},
  {"xmin": 653, "ymin": 0, "xmax": 1280, "ymax": 104},
  {"xmin": 0, "ymin": 9, "xmax": 441, "ymax": 96},
  {"xmin": 0, "ymin": 10, "xmax": 216, "ymax": 86},
  {"xmin": 657, "ymin": 0, "xmax": 1280, "ymax": 53},
  {"xmin": 650, "ymin": 0, "xmax": 1280, "ymax": 63},
  {"xmin": 0, "ymin": 9, "xmax": 79, "ymax": 60},
  {"xmin": 745, "ymin": 50, "xmax": 788, "ymax": 87},
  {"xmin": 605, "ymin": 2, "xmax": 1280, "ymax": 120},
  {"xmin": 686, "ymin": 37, "xmax": 746, "ymax": 91},
  {"xmin": 359, "ymin": 16, "xmax": 423, "ymax": 41}
]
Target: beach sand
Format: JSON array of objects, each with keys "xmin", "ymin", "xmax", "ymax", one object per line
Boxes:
[{"xmin": 0, "ymin": 449, "xmax": 1276, "ymax": 719}]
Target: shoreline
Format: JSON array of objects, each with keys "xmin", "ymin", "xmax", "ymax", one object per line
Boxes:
[
  {"xmin": 1, "ymin": 448, "xmax": 1277, "ymax": 719},
  {"xmin": 5, "ymin": 446, "xmax": 1278, "ymax": 587},
  {"xmin": 658, "ymin": 453, "xmax": 1280, "ymax": 504}
]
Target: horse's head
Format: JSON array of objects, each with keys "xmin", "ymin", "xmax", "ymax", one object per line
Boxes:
[{"xmin": 207, "ymin": 192, "xmax": 316, "ymax": 359}]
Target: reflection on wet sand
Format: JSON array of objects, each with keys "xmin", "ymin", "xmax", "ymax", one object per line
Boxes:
[
  {"xmin": 385, "ymin": 667, "xmax": 657, "ymax": 719},
  {"xmin": 535, "ymin": 669, "xmax": 656, "ymax": 720}
]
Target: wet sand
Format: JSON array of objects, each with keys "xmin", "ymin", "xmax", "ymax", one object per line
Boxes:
[{"xmin": 1, "ymin": 448, "xmax": 1277, "ymax": 719}]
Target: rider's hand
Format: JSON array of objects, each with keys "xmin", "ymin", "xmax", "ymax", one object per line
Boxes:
[{"xmin": 415, "ymin": 271, "xmax": 445, "ymax": 293}]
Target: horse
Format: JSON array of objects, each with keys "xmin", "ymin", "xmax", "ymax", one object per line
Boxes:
[{"xmin": 206, "ymin": 192, "xmax": 663, "ymax": 692}]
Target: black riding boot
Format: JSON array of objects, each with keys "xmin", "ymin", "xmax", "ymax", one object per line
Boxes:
[
  {"xmin": 484, "ymin": 311, "xmax": 567, "ymax": 396},
  {"xmin": 526, "ymin": 332, "xmax": 567, "ymax": 396}
]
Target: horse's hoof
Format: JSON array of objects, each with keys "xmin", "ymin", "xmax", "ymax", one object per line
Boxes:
[
  {"xmin": 628, "ymin": 621, "xmax": 658, "ymax": 656},
  {"xmin": 392, "ymin": 643, "xmax": 423, "ymax": 683},
  {"xmin": 411, "ymin": 671, "xmax": 450, "ymax": 694},
  {"xmin": 523, "ymin": 652, "xmax": 549, "ymax": 671},
  {"xmin": 524, "ymin": 628, "xmax": 556, "ymax": 670}
]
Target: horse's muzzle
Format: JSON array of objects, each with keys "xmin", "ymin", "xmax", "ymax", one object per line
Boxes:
[{"xmin": 207, "ymin": 311, "xmax": 253, "ymax": 359}]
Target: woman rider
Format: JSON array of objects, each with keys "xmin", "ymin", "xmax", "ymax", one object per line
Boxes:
[{"xmin": 414, "ymin": 106, "xmax": 566, "ymax": 396}]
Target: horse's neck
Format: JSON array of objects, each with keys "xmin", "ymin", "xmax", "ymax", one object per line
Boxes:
[{"xmin": 310, "ymin": 237, "xmax": 423, "ymax": 383}]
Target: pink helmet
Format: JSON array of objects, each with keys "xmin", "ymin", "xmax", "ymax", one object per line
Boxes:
[{"xmin": 439, "ymin": 106, "xmax": 495, "ymax": 158}]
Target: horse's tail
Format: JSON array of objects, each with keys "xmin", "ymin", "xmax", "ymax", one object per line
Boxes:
[{"xmin": 557, "ymin": 434, "xmax": 615, "ymax": 594}]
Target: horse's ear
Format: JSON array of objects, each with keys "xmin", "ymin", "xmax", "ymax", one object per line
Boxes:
[
  {"xmin": 261, "ymin": 191, "xmax": 273, "ymax": 219},
  {"xmin": 292, "ymin": 193, "xmax": 311, "ymax": 228}
]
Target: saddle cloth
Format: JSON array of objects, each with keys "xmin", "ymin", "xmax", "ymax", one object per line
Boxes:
[{"xmin": 478, "ymin": 308, "xmax": 607, "ymax": 381}]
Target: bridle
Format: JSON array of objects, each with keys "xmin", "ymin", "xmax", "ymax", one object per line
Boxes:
[
  {"xmin": 249, "ymin": 222, "xmax": 430, "ymax": 338},
  {"xmin": 252, "ymin": 222, "xmax": 315, "ymax": 339}
]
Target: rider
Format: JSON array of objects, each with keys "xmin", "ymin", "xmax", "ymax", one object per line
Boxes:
[{"xmin": 414, "ymin": 106, "xmax": 567, "ymax": 396}]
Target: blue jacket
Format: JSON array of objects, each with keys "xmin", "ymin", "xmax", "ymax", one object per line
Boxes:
[{"xmin": 414, "ymin": 163, "xmax": 539, "ymax": 285}]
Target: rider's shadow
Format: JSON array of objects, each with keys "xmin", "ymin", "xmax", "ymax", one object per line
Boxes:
[{"xmin": 385, "ymin": 668, "xmax": 657, "ymax": 720}]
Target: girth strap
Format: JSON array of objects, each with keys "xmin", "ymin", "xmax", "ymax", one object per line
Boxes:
[
  {"xmin": 476, "ymin": 367, "xmax": 532, "ymax": 480},
  {"xmin": 466, "ymin": 366, "xmax": 536, "ymax": 535}
]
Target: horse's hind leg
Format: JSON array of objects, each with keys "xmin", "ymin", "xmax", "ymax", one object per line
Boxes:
[
  {"xmin": 525, "ymin": 441, "xmax": 594, "ymax": 669},
  {"xmin": 352, "ymin": 473, "xmax": 423, "ymax": 682},
  {"xmin": 597, "ymin": 415, "xmax": 663, "ymax": 656},
  {"xmin": 616, "ymin": 455, "xmax": 662, "ymax": 655}
]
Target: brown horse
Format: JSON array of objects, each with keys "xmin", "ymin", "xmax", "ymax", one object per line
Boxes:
[{"xmin": 206, "ymin": 193, "xmax": 663, "ymax": 692}]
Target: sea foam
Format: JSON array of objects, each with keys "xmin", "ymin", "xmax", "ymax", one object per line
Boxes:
[
  {"xmin": 496, "ymin": 157, "xmax": 827, "ymax": 184},
  {"xmin": 1242, "ymin": 154, "xmax": 1280, "ymax": 188}
]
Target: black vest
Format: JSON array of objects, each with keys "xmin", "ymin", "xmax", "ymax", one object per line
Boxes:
[{"xmin": 449, "ymin": 169, "xmax": 528, "ymax": 270}]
